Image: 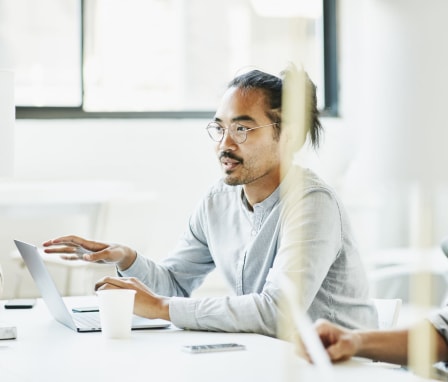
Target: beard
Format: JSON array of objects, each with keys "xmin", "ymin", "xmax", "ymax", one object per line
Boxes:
[
  {"xmin": 223, "ymin": 174, "xmax": 242, "ymax": 186},
  {"xmin": 222, "ymin": 159, "xmax": 266, "ymax": 186},
  {"xmin": 218, "ymin": 148, "xmax": 279, "ymax": 187},
  {"xmin": 223, "ymin": 169, "xmax": 265, "ymax": 186}
]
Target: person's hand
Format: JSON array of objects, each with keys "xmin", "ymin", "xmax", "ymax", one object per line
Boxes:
[
  {"xmin": 42, "ymin": 235, "xmax": 137, "ymax": 271},
  {"xmin": 314, "ymin": 319, "xmax": 361, "ymax": 362},
  {"xmin": 94, "ymin": 276, "xmax": 170, "ymax": 321}
]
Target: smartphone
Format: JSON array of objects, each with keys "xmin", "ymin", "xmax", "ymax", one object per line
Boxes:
[
  {"xmin": 4, "ymin": 298, "xmax": 36, "ymax": 309},
  {"xmin": 72, "ymin": 306, "xmax": 99, "ymax": 313},
  {"xmin": 181, "ymin": 343, "xmax": 246, "ymax": 353}
]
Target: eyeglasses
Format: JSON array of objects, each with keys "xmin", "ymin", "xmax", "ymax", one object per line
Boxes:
[{"xmin": 205, "ymin": 121, "xmax": 278, "ymax": 144}]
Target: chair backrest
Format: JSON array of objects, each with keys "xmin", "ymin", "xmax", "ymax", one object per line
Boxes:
[
  {"xmin": 373, "ymin": 298, "xmax": 402, "ymax": 329},
  {"xmin": 369, "ymin": 264, "xmax": 448, "ymax": 307}
]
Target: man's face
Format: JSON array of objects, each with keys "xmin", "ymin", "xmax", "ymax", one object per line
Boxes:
[{"xmin": 212, "ymin": 86, "xmax": 282, "ymax": 188}]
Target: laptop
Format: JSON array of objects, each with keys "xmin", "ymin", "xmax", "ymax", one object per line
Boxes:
[{"xmin": 14, "ymin": 239, "xmax": 171, "ymax": 333}]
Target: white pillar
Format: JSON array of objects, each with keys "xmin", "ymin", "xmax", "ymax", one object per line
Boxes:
[
  {"xmin": 0, "ymin": 69, "xmax": 15, "ymax": 178},
  {"xmin": 357, "ymin": 1, "xmax": 448, "ymax": 377}
]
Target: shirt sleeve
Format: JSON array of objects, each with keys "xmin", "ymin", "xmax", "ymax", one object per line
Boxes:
[
  {"xmin": 271, "ymin": 185, "xmax": 342, "ymax": 311},
  {"xmin": 119, "ymin": 202, "xmax": 216, "ymax": 298}
]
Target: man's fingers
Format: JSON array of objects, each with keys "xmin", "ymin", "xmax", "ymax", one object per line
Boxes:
[
  {"xmin": 43, "ymin": 236, "xmax": 107, "ymax": 252},
  {"xmin": 95, "ymin": 276, "xmax": 134, "ymax": 291},
  {"xmin": 43, "ymin": 236, "xmax": 110, "ymax": 263},
  {"xmin": 60, "ymin": 254, "xmax": 84, "ymax": 261},
  {"xmin": 43, "ymin": 235, "xmax": 83, "ymax": 247},
  {"xmin": 326, "ymin": 343, "xmax": 351, "ymax": 362}
]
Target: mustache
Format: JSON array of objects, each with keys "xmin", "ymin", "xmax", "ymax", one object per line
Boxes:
[{"xmin": 219, "ymin": 151, "xmax": 243, "ymax": 163}]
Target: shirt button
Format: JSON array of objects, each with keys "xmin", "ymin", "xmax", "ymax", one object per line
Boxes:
[{"xmin": 251, "ymin": 230, "xmax": 257, "ymax": 236}]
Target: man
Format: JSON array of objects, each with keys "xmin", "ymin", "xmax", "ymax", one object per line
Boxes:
[
  {"xmin": 43, "ymin": 67, "xmax": 377, "ymax": 337},
  {"xmin": 314, "ymin": 311, "xmax": 448, "ymax": 365}
]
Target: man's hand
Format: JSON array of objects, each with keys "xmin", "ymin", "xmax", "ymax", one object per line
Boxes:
[
  {"xmin": 42, "ymin": 235, "xmax": 137, "ymax": 271},
  {"xmin": 94, "ymin": 276, "xmax": 171, "ymax": 321},
  {"xmin": 314, "ymin": 319, "xmax": 361, "ymax": 362}
]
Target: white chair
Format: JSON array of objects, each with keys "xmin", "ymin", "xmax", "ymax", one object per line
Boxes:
[
  {"xmin": 369, "ymin": 264, "xmax": 448, "ymax": 307},
  {"xmin": 373, "ymin": 298, "xmax": 402, "ymax": 329}
]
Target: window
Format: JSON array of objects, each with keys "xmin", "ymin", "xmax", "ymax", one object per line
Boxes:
[
  {"xmin": 0, "ymin": 0, "xmax": 337, "ymax": 118},
  {"xmin": 0, "ymin": 0, "xmax": 81, "ymax": 107}
]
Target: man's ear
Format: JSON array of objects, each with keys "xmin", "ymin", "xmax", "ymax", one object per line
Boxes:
[
  {"xmin": 281, "ymin": 63, "xmax": 309, "ymax": 153},
  {"xmin": 279, "ymin": 128, "xmax": 297, "ymax": 169}
]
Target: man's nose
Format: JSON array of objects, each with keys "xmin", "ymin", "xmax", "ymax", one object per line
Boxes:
[{"xmin": 219, "ymin": 128, "xmax": 237, "ymax": 150}]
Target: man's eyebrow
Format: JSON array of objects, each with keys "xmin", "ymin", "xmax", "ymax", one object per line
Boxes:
[{"xmin": 214, "ymin": 115, "xmax": 256, "ymax": 123}]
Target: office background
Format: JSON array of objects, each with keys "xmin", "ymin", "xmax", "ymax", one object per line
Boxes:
[{"xmin": 1, "ymin": 0, "xmax": 448, "ymax": 308}]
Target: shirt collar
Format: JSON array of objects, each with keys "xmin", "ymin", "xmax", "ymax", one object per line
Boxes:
[{"xmin": 240, "ymin": 182, "xmax": 281, "ymax": 212}]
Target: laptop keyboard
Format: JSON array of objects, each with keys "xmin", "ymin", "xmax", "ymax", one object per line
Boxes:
[
  {"xmin": 72, "ymin": 311, "xmax": 170, "ymax": 331},
  {"xmin": 73, "ymin": 312, "xmax": 101, "ymax": 329}
]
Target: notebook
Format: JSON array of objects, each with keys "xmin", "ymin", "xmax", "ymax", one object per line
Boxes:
[{"xmin": 14, "ymin": 239, "xmax": 171, "ymax": 333}]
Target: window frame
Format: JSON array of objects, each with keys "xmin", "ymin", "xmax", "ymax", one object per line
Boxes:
[{"xmin": 16, "ymin": 0, "xmax": 338, "ymax": 120}]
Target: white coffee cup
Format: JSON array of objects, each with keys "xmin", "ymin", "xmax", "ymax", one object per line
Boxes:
[{"xmin": 97, "ymin": 289, "xmax": 136, "ymax": 339}]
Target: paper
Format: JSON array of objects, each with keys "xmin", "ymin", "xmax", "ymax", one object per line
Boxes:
[{"xmin": 0, "ymin": 322, "xmax": 17, "ymax": 339}]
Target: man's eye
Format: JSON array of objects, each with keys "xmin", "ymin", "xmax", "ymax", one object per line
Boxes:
[
  {"xmin": 236, "ymin": 125, "xmax": 250, "ymax": 132},
  {"xmin": 214, "ymin": 125, "xmax": 224, "ymax": 132}
]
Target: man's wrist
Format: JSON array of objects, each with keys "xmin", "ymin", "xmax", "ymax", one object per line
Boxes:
[
  {"xmin": 117, "ymin": 249, "xmax": 138, "ymax": 272},
  {"xmin": 350, "ymin": 330, "xmax": 364, "ymax": 357},
  {"xmin": 158, "ymin": 297, "xmax": 171, "ymax": 321}
]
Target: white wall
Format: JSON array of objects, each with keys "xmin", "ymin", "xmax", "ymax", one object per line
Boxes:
[{"xmin": 1, "ymin": 119, "xmax": 223, "ymax": 298}]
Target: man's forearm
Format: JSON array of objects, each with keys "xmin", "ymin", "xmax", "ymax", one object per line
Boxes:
[
  {"xmin": 356, "ymin": 329, "xmax": 409, "ymax": 365},
  {"xmin": 357, "ymin": 325, "xmax": 448, "ymax": 365}
]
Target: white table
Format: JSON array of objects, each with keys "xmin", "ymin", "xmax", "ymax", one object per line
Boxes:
[
  {"xmin": 0, "ymin": 179, "xmax": 136, "ymax": 234},
  {"xmin": 0, "ymin": 297, "xmax": 430, "ymax": 382}
]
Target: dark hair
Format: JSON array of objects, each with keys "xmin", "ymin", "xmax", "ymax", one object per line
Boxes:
[{"xmin": 227, "ymin": 67, "xmax": 323, "ymax": 149}]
